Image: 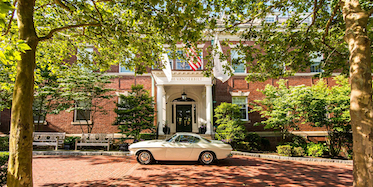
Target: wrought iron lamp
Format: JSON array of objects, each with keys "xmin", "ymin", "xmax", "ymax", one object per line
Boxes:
[{"xmin": 181, "ymin": 92, "xmax": 187, "ymax": 100}]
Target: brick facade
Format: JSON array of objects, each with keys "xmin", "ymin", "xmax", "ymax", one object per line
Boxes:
[{"xmin": 1, "ymin": 40, "xmax": 338, "ymax": 144}]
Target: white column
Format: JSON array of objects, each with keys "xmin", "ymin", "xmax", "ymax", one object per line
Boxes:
[
  {"xmin": 157, "ymin": 85, "xmax": 165, "ymax": 135},
  {"xmin": 205, "ymin": 84, "xmax": 213, "ymax": 134}
]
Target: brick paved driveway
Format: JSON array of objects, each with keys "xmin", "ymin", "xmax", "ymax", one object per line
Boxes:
[{"xmin": 33, "ymin": 155, "xmax": 352, "ymax": 187}]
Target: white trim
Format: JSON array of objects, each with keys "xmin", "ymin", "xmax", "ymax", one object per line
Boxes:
[
  {"xmin": 232, "ymin": 96, "xmax": 249, "ymax": 121},
  {"xmin": 163, "ymin": 44, "xmax": 205, "ymax": 48},
  {"xmin": 230, "ymin": 91, "xmax": 250, "ymax": 97},
  {"xmin": 73, "ymin": 101, "xmax": 91, "ymax": 122},
  {"xmin": 230, "ymin": 49, "xmax": 247, "ymax": 74},
  {"xmin": 71, "ymin": 121, "xmax": 92, "ymax": 125},
  {"xmin": 106, "ymin": 72, "xmax": 151, "ymax": 76},
  {"xmin": 118, "ymin": 64, "xmax": 135, "ymax": 74},
  {"xmin": 228, "ymin": 44, "xmax": 249, "ymax": 48},
  {"xmin": 252, "ymin": 131, "xmax": 330, "ymax": 137},
  {"xmin": 115, "ymin": 91, "xmax": 130, "ymax": 97}
]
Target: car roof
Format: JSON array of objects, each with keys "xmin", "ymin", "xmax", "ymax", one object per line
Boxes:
[{"xmin": 174, "ymin": 132, "xmax": 199, "ymax": 136}]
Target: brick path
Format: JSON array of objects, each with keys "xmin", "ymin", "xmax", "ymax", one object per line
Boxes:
[{"xmin": 33, "ymin": 155, "xmax": 352, "ymax": 187}]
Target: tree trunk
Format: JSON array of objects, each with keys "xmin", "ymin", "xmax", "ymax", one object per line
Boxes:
[
  {"xmin": 7, "ymin": 0, "xmax": 38, "ymax": 186},
  {"xmin": 341, "ymin": 0, "xmax": 373, "ymax": 186}
]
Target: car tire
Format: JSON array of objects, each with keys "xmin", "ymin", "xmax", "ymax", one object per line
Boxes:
[
  {"xmin": 199, "ymin": 151, "xmax": 215, "ymax": 165},
  {"xmin": 136, "ymin": 151, "xmax": 154, "ymax": 165}
]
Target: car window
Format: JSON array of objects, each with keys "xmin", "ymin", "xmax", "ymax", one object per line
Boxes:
[
  {"xmin": 165, "ymin": 134, "xmax": 177, "ymax": 142},
  {"xmin": 175, "ymin": 135, "xmax": 200, "ymax": 143}
]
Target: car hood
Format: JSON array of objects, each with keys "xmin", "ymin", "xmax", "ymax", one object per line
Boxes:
[{"xmin": 129, "ymin": 140, "xmax": 165, "ymax": 149}]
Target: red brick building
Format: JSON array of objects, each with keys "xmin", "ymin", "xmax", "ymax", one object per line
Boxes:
[{"xmin": 0, "ymin": 39, "xmax": 333, "ymax": 145}]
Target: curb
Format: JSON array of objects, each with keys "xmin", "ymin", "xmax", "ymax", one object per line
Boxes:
[
  {"xmin": 32, "ymin": 150, "xmax": 353, "ymax": 165},
  {"xmin": 33, "ymin": 151, "xmax": 131, "ymax": 156},
  {"xmin": 231, "ymin": 151, "xmax": 353, "ymax": 165}
]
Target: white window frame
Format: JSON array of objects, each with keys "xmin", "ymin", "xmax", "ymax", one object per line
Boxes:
[
  {"xmin": 310, "ymin": 53, "xmax": 324, "ymax": 73},
  {"xmin": 33, "ymin": 110, "xmax": 46, "ymax": 125},
  {"xmin": 232, "ymin": 97, "xmax": 249, "ymax": 121},
  {"xmin": 265, "ymin": 16, "xmax": 276, "ymax": 23},
  {"xmin": 74, "ymin": 101, "xmax": 91, "ymax": 122},
  {"xmin": 77, "ymin": 46, "xmax": 94, "ymax": 61},
  {"xmin": 119, "ymin": 53, "xmax": 136, "ymax": 73},
  {"xmin": 231, "ymin": 49, "xmax": 246, "ymax": 74}
]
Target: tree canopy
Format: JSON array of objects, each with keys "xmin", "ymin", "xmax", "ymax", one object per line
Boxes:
[{"xmin": 1, "ymin": 0, "xmax": 373, "ymax": 186}]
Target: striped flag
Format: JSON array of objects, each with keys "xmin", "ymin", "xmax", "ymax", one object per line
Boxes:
[{"xmin": 185, "ymin": 47, "xmax": 202, "ymax": 71}]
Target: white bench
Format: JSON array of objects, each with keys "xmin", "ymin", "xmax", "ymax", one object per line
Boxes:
[
  {"xmin": 75, "ymin": 133, "xmax": 114, "ymax": 151},
  {"xmin": 33, "ymin": 132, "xmax": 66, "ymax": 150}
]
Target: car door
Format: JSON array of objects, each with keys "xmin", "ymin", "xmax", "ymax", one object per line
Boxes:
[{"xmin": 166, "ymin": 135, "xmax": 195, "ymax": 160}]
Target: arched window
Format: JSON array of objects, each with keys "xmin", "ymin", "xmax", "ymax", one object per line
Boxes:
[{"xmin": 172, "ymin": 97, "xmax": 195, "ymax": 102}]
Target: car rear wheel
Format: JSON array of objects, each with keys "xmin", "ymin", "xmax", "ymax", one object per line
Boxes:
[
  {"xmin": 136, "ymin": 151, "xmax": 154, "ymax": 165},
  {"xmin": 199, "ymin": 151, "xmax": 215, "ymax": 165}
]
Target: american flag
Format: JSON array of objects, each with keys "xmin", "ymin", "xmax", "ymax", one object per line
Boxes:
[{"xmin": 185, "ymin": 47, "xmax": 202, "ymax": 71}]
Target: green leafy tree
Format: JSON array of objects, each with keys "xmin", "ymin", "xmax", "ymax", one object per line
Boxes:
[
  {"xmin": 214, "ymin": 102, "xmax": 246, "ymax": 145},
  {"xmin": 253, "ymin": 79, "xmax": 305, "ymax": 141},
  {"xmin": 32, "ymin": 64, "xmax": 60, "ymax": 131},
  {"xmin": 114, "ymin": 85, "xmax": 155, "ymax": 141},
  {"xmin": 56, "ymin": 67, "xmax": 115, "ymax": 133},
  {"xmin": 211, "ymin": 1, "xmax": 373, "ymax": 183},
  {"xmin": 255, "ymin": 77, "xmax": 352, "ymax": 156},
  {"xmin": 299, "ymin": 76, "xmax": 351, "ymax": 157},
  {"xmin": 1, "ymin": 0, "xmax": 217, "ymax": 184}
]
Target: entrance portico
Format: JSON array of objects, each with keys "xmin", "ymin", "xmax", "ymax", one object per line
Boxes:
[{"xmin": 152, "ymin": 71, "xmax": 213, "ymax": 135}]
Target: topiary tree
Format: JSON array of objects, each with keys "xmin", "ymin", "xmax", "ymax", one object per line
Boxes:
[
  {"xmin": 214, "ymin": 102, "xmax": 246, "ymax": 145},
  {"xmin": 114, "ymin": 85, "xmax": 155, "ymax": 142}
]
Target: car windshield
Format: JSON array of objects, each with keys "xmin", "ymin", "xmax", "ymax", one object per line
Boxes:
[{"xmin": 165, "ymin": 134, "xmax": 177, "ymax": 142}]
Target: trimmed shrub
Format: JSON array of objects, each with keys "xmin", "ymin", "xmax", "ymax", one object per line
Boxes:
[
  {"xmin": 0, "ymin": 152, "xmax": 9, "ymax": 186},
  {"xmin": 292, "ymin": 147, "xmax": 305, "ymax": 157},
  {"xmin": 139, "ymin": 134, "xmax": 156, "ymax": 140},
  {"xmin": 307, "ymin": 142, "xmax": 328, "ymax": 157},
  {"xmin": 0, "ymin": 137, "xmax": 9, "ymax": 151},
  {"xmin": 236, "ymin": 141, "xmax": 252, "ymax": 151},
  {"xmin": 243, "ymin": 133, "xmax": 271, "ymax": 152},
  {"xmin": 277, "ymin": 145, "xmax": 292, "ymax": 156}
]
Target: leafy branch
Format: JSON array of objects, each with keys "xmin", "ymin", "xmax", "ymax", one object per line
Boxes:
[{"xmin": 38, "ymin": 23, "xmax": 101, "ymax": 41}]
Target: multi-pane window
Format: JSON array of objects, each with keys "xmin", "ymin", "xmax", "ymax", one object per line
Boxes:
[
  {"xmin": 77, "ymin": 46, "xmax": 94, "ymax": 61},
  {"xmin": 310, "ymin": 53, "xmax": 323, "ymax": 73},
  {"xmin": 74, "ymin": 101, "xmax": 91, "ymax": 122},
  {"xmin": 231, "ymin": 50, "xmax": 246, "ymax": 73},
  {"xmin": 119, "ymin": 54, "xmax": 135, "ymax": 73},
  {"xmin": 119, "ymin": 65, "xmax": 134, "ymax": 73},
  {"xmin": 33, "ymin": 111, "xmax": 46, "ymax": 124},
  {"xmin": 265, "ymin": 16, "xmax": 276, "ymax": 23},
  {"xmin": 232, "ymin": 97, "xmax": 248, "ymax": 121},
  {"xmin": 170, "ymin": 50, "xmax": 203, "ymax": 70},
  {"xmin": 33, "ymin": 98, "xmax": 46, "ymax": 125}
]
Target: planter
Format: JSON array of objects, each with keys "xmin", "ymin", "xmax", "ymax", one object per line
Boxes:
[
  {"xmin": 163, "ymin": 127, "xmax": 170, "ymax": 134},
  {"xmin": 64, "ymin": 143, "xmax": 72, "ymax": 150},
  {"xmin": 199, "ymin": 127, "xmax": 206, "ymax": 134},
  {"xmin": 119, "ymin": 143, "xmax": 129, "ymax": 151}
]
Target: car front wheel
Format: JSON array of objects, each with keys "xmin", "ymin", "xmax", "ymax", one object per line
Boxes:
[
  {"xmin": 199, "ymin": 151, "xmax": 215, "ymax": 165},
  {"xmin": 136, "ymin": 151, "xmax": 154, "ymax": 165}
]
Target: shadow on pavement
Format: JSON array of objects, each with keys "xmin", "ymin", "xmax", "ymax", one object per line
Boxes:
[{"xmin": 37, "ymin": 155, "xmax": 352, "ymax": 187}]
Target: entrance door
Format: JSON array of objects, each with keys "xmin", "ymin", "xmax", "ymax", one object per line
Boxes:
[{"xmin": 176, "ymin": 105, "xmax": 192, "ymax": 132}]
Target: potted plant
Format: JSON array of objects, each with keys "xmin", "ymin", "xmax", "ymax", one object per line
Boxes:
[
  {"xmin": 163, "ymin": 123, "xmax": 170, "ymax": 134},
  {"xmin": 199, "ymin": 124, "xmax": 206, "ymax": 134},
  {"xmin": 64, "ymin": 136, "xmax": 79, "ymax": 150}
]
